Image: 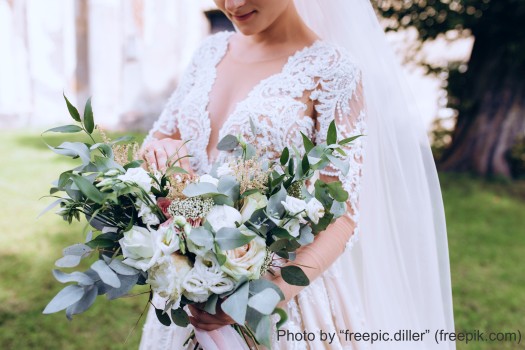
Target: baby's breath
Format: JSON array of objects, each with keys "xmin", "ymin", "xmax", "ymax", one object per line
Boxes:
[{"xmin": 167, "ymin": 197, "xmax": 214, "ymax": 220}]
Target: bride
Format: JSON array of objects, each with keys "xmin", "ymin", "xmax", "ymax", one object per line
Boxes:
[{"xmin": 139, "ymin": 0, "xmax": 456, "ymax": 349}]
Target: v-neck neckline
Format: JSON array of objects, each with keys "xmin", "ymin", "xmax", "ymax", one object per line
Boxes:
[{"xmin": 204, "ymin": 31, "xmax": 322, "ymax": 166}]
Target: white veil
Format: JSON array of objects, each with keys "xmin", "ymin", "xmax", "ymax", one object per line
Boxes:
[{"xmin": 294, "ymin": 1, "xmax": 456, "ymax": 349}]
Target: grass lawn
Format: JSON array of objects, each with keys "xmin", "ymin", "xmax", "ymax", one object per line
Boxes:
[{"xmin": 0, "ymin": 131, "xmax": 523, "ymax": 349}]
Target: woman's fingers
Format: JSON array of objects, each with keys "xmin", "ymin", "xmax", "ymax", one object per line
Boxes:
[
  {"xmin": 188, "ymin": 304, "xmax": 232, "ymax": 327},
  {"xmin": 142, "ymin": 148, "xmax": 158, "ymax": 171},
  {"xmin": 164, "ymin": 141, "xmax": 192, "ymax": 174},
  {"xmin": 154, "ymin": 146, "xmax": 168, "ymax": 172}
]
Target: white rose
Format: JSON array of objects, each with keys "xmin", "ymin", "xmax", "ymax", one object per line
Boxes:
[
  {"xmin": 137, "ymin": 197, "xmax": 160, "ymax": 227},
  {"xmin": 221, "ymin": 226, "xmax": 268, "ymax": 280},
  {"xmin": 182, "ymin": 253, "xmax": 235, "ymax": 303},
  {"xmin": 118, "ymin": 167, "xmax": 152, "ymax": 192},
  {"xmin": 205, "ymin": 205, "xmax": 242, "ymax": 232},
  {"xmin": 281, "ymin": 196, "xmax": 307, "ymax": 221},
  {"xmin": 120, "ymin": 226, "xmax": 160, "ymax": 271},
  {"xmin": 283, "ymin": 218, "xmax": 301, "ymax": 238},
  {"xmin": 240, "ymin": 192, "xmax": 268, "ymax": 223},
  {"xmin": 147, "ymin": 254, "xmax": 192, "ymax": 309},
  {"xmin": 199, "ymin": 174, "xmax": 219, "ymax": 187},
  {"xmin": 216, "ymin": 163, "xmax": 234, "ymax": 177},
  {"xmin": 306, "ymin": 198, "xmax": 325, "ymax": 224}
]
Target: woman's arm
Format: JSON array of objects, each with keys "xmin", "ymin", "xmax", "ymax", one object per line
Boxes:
[{"xmin": 271, "ymin": 68, "xmax": 367, "ymax": 304}]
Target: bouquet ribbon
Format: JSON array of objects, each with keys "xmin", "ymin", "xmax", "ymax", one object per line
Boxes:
[{"xmin": 194, "ymin": 326, "xmax": 250, "ymax": 350}]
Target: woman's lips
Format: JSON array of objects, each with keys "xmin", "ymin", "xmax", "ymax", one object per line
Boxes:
[{"xmin": 232, "ymin": 11, "xmax": 255, "ymax": 22}]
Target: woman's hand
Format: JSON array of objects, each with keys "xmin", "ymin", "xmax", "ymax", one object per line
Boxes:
[
  {"xmin": 188, "ymin": 302, "xmax": 235, "ymax": 331},
  {"xmin": 141, "ymin": 138, "xmax": 192, "ymax": 173}
]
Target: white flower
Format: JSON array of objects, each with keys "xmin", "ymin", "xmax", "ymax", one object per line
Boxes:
[
  {"xmin": 182, "ymin": 253, "xmax": 235, "ymax": 303},
  {"xmin": 147, "ymin": 254, "xmax": 192, "ymax": 309},
  {"xmin": 240, "ymin": 192, "xmax": 268, "ymax": 223},
  {"xmin": 216, "ymin": 163, "xmax": 234, "ymax": 177},
  {"xmin": 117, "ymin": 167, "xmax": 152, "ymax": 192},
  {"xmin": 120, "ymin": 226, "xmax": 161, "ymax": 271},
  {"xmin": 137, "ymin": 196, "xmax": 160, "ymax": 227},
  {"xmin": 205, "ymin": 205, "xmax": 242, "ymax": 232},
  {"xmin": 199, "ymin": 174, "xmax": 219, "ymax": 187},
  {"xmin": 221, "ymin": 226, "xmax": 267, "ymax": 280},
  {"xmin": 155, "ymin": 225, "xmax": 180, "ymax": 255},
  {"xmin": 306, "ymin": 198, "xmax": 325, "ymax": 224},
  {"xmin": 283, "ymin": 218, "xmax": 301, "ymax": 238},
  {"xmin": 281, "ymin": 196, "xmax": 307, "ymax": 216},
  {"xmin": 281, "ymin": 196, "xmax": 307, "ymax": 222}
]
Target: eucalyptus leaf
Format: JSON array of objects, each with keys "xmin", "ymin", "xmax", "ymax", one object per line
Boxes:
[
  {"xmin": 280, "ymin": 147, "xmax": 290, "ymax": 166},
  {"xmin": 217, "ymin": 134, "xmax": 239, "ymax": 151},
  {"xmin": 215, "ymin": 227, "xmax": 255, "ymax": 250},
  {"xmin": 204, "ymin": 293, "xmax": 218, "ymax": 315},
  {"xmin": 330, "ymin": 200, "xmax": 346, "ymax": 218},
  {"xmin": 55, "ymin": 255, "xmax": 82, "ymax": 268},
  {"xmin": 71, "ymin": 175, "xmax": 106, "ymax": 204},
  {"xmin": 267, "ymin": 185, "xmax": 287, "ymax": 217},
  {"xmin": 281, "ymin": 266, "xmax": 309, "ymax": 286},
  {"xmin": 45, "ymin": 125, "xmax": 83, "ymax": 134},
  {"xmin": 300, "ymin": 131, "xmax": 314, "ymax": 153},
  {"xmin": 249, "ymin": 279, "xmax": 284, "ymax": 300},
  {"xmin": 83, "ymin": 97, "xmax": 94, "ymax": 134},
  {"xmin": 54, "ymin": 142, "xmax": 91, "ymax": 165},
  {"xmin": 107, "ymin": 257, "xmax": 140, "ymax": 276},
  {"xmin": 63, "ymin": 243, "xmax": 92, "ymax": 257},
  {"xmin": 297, "ymin": 225, "xmax": 314, "ymax": 245},
  {"xmin": 107, "ymin": 273, "xmax": 139, "ymax": 300},
  {"xmin": 52, "ymin": 270, "xmax": 94, "ymax": 285},
  {"xmin": 273, "ymin": 308, "xmax": 288, "ymax": 329},
  {"xmin": 38, "ymin": 198, "xmax": 64, "ymax": 219},
  {"xmin": 63, "ymin": 93, "xmax": 81, "ymax": 122},
  {"xmin": 155, "ymin": 308, "xmax": 172, "ymax": 326},
  {"xmin": 339, "ymin": 134, "xmax": 363, "ymax": 145},
  {"xmin": 327, "ymin": 120, "xmax": 337, "ymax": 145},
  {"xmin": 65, "ymin": 285, "xmax": 98, "ymax": 319},
  {"xmin": 326, "ymin": 154, "xmax": 349, "ymax": 176},
  {"xmin": 43, "ymin": 285, "xmax": 85, "ymax": 314},
  {"xmin": 326, "ymin": 181, "xmax": 349, "ymax": 202},
  {"xmin": 182, "ymin": 182, "xmax": 219, "ymax": 197},
  {"xmin": 217, "ymin": 175, "xmax": 240, "ymax": 201},
  {"xmin": 221, "ymin": 282, "xmax": 249, "ymax": 324},
  {"xmin": 248, "ymin": 288, "xmax": 281, "ymax": 315},
  {"xmin": 255, "ymin": 315, "xmax": 272, "ymax": 348},
  {"xmin": 171, "ymin": 307, "xmax": 190, "ymax": 327},
  {"xmin": 91, "ymin": 260, "xmax": 121, "ymax": 288}
]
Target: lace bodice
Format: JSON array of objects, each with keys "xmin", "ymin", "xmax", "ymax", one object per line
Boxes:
[{"xmin": 144, "ymin": 30, "xmax": 366, "ymax": 249}]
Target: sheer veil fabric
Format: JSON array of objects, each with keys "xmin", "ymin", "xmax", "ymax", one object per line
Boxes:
[{"xmin": 294, "ymin": 0, "xmax": 456, "ymax": 349}]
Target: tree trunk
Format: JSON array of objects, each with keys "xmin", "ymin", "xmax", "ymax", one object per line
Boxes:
[{"xmin": 439, "ymin": 33, "xmax": 525, "ymax": 178}]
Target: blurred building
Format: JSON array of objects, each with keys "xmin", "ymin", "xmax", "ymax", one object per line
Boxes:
[{"xmin": 0, "ymin": 0, "xmax": 229, "ymax": 130}]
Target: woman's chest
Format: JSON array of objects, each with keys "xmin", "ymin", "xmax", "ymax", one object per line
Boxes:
[{"xmin": 176, "ymin": 64, "xmax": 318, "ymax": 174}]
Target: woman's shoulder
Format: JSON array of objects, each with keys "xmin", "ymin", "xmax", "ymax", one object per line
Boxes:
[{"xmin": 304, "ymin": 40, "xmax": 362, "ymax": 83}]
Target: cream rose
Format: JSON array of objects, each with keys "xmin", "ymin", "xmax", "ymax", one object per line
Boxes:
[
  {"xmin": 221, "ymin": 226, "xmax": 268, "ymax": 280},
  {"xmin": 205, "ymin": 205, "xmax": 242, "ymax": 232},
  {"xmin": 120, "ymin": 226, "xmax": 160, "ymax": 271},
  {"xmin": 240, "ymin": 192, "xmax": 268, "ymax": 223},
  {"xmin": 147, "ymin": 254, "xmax": 192, "ymax": 309}
]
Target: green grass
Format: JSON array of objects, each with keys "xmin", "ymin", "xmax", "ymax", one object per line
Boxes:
[{"xmin": 0, "ymin": 132, "xmax": 523, "ymax": 349}]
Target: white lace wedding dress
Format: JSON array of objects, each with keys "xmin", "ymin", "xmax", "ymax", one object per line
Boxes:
[{"xmin": 140, "ymin": 31, "xmax": 367, "ymax": 350}]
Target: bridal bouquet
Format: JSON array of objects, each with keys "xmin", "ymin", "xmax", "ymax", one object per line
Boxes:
[{"xmin": 42, "ymin": 95, "xmax": 361, "ymax": 348}]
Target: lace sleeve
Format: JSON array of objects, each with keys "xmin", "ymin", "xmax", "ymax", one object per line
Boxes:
[
  {"xmin": 271, "ymin": 54, "xmax": 367, "ymax": 304},
  {"xmin": 313, "ymin": 56, "xmax": 367, "ymax": 251},
  {"xmin": 142, "ymin": 50, "xmax": 199, "ymax": 145}
]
